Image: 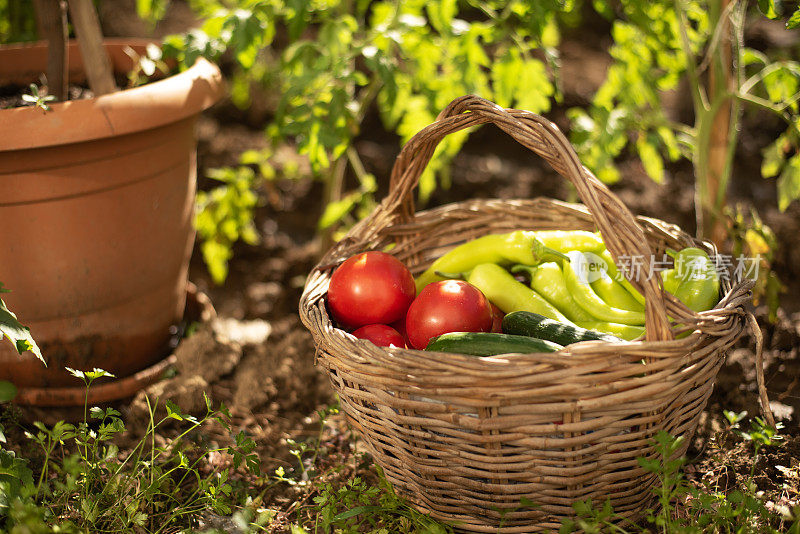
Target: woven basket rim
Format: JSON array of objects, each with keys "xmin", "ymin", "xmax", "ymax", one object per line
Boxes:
[{"xmin": 301, "ymin": 195, "xmax": 753, "ymax": 373}]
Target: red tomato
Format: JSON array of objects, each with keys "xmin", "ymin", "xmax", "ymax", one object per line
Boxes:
[
  {"xmin": 489, "ymin": 302, "xmax": 504, "ymax": 333},
  {"xmin": 405, "ymin": 280, "xmax": 493, "ymax": 349},
  {"xmin": 327, "ymin": 251, "xmax": 416, "ymax": 329},
  {"xmin": 352, "ymin": 324, "xmax": 405, "ymax": 348}
]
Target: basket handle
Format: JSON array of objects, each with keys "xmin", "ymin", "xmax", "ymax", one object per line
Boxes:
[{"xmin": 384, "ymin": 95, "xmax": 673, "ymax": 342}]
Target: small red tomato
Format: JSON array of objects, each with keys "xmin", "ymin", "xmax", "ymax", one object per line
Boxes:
[
  {"xmin": 352, "ymin": 324, "xmax": 405, "ymax": 348},
  {"xmin": 327, "ymin": 251, "xmax": 416, "ymax": 329},
  {"xmin": 489, "ymin": 302, "xmax": 504, "ymax": 333},
  {"xmin": 405, "ymin": 280, "xmax": 493, "ymax": 349}
]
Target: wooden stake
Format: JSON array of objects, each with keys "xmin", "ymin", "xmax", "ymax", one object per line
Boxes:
[
  {"xmin": 67, "ymin": 0, "xmax": 117, "ymax": 96},
  {"xmin": 33, "ymin": 0, "xmax": 69, "ymax": 101}
]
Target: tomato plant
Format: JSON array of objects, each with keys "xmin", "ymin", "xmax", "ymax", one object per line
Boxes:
[
  {"xmin": 405, "ymin": 280, "xmax": 493, "ymax": 350},
  {"xmin": 327, "ymin": 251, "xmax": 415, "ymax": 329},
  {"xmin": 351, "ymin": 324, "xmax": 405, "ymax": 348}
]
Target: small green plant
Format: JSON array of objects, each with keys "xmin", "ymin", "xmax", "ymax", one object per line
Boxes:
[
  {"xmin": 559, "ymin": 417, "xmax": 798, "ymax": 534},
  {"xmin": 21, "ymin": 83, "xmax": 56, "ymax": 112},
  {"xmin": 0, "ymin": 282, "xmax": 42, "ymax": 364},
  {"xmin": 0, "ymin": 367, "xmax": 261, "ymax": 532}
]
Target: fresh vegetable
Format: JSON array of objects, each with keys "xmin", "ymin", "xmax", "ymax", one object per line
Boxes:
[
  {"xmin": 661, "ymin": 247, "xmax": 720, "ymax": 312},
  {"xmin": 352, "ymin": 324, "xmax": 406, "ymax": 348},
  {"xmin": 425, "ymin": 331, "xmax": 562, "ymax": 356},
  {"xmin": 328, "ymin": 251, "xmax": 416, "ymax": 329},
  {"xmin": 591, "ymin": 270, "xmax": 644, "ymax": 312},
  {"xmin": 511, "ymin": 263, "xmax": 595, "ymax": 323},
  {"xmin": 533, "ymin": 230, "xmax": 606, "ymax": 254},
  {"xmin": 466, "ymin": 263, "xmax": 574, "ymax": 325},
  {"xmin": 414, "ymin": 230, "xmax": 572, "ymax": 292},
  {"xmin": 596, "ymin": 249, "xmax": 645, "ymax": 306},
  {"xmin": 562, "ymin": 251, "xmax": 646, "ymax": 325},
  {"xmin": 501, "ymin": 311, "xmax": 622, "ymax": 345},
  {"xmin": 405, "ymin": 280, "xmax": 493, "ymax": 350},
  {"xmin": 578, "ymin": 321, "xmax": 645, "ymax": 341}
]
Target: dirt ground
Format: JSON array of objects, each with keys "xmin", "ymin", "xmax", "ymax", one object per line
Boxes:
[{"xmin": 5, "ymin": 2, "xmax": 800, "ymax": 531}]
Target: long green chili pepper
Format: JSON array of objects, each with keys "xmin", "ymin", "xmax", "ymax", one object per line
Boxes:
[
  {"xmin": 590, "ymin": 269, "xmax": 644, "ymax": 312},
  {"xmin": 414, "ymin": 230, "xmax": 600, "ymax": 293},
  {"xmin": 661, "ymin": 247, "xmax": 720, "ymax": 312},
  {"xmin": 466, "ymin": 263, "xmax": 575, "ymax": 325},
  {"xmin": 576, "ymin": 321, "xmax": 645, "ymax": 341},
  {"xmin": 562, "ymin": 251, "xmax": 646, "ymax": 325},
  {"xmin": 535, "ymin": 230, "xmax": 606, "ymax": 253},
  {"xmin": 510, "ymin": 263, "xmax": 595, "ymax": 323},
  {"xmin": 596, "ymin": 249, "xmax": 645, "ymax": 306}
]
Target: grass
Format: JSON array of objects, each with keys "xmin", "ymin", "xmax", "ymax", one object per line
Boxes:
[{"xmin": 1, "ymin": 370, "xmax": 798, "ymax": 533}]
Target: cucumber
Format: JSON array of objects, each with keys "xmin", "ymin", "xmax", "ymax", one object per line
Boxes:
[
  {"xmin": 502, "ymin": 311, "xmax": 622, "ymax": 345},
  {"xmin": 425, "ymin": 332, "xmax": 562, "ymax": 356}
]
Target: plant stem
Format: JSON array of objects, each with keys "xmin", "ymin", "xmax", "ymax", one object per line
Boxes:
[
  {"xmin": 675, "ymin": 0, "xmax": 709, "ymax": 113},
  {"xmin": 693, "ymin": 0, "xmax": 740, "ymax": 245},
  {"xmin": 32, "ymin": 0, "xmax": 68, "ymax": 101}
]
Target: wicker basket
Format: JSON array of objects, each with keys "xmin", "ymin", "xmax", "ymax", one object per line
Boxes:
[{"xmin": 299, "ymin": 96, "xmax": 763, "ymax": 532}]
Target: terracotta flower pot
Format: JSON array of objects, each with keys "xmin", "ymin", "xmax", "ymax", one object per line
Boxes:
[{"xmin": 0, "ymin": 39, "xmax": 225, "ymax": 396}]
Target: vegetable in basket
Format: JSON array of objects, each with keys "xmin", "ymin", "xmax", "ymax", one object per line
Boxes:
[
  {"xmin": 596, "ymin": 249, "xmax": 646, "ymax": 306},
  {"xmin": 405, "ymin": 280, "xmax": 494, "ymax": 349},
  {"xmin": 562, "ymin": 251, "xmax": 646, "ymax": 325},
  {"xmin": 465, "ymin": 263, "xmax": 574, "ymax": 324},
  {"xmin": 501, "ymin": 311, "xmax": 623, "ymax": 345},
  {"xmin": 414, "ymin": 230, "xmax": 603, "ymax": 292},
  {"xmin": 661, "ymin": 247, "xmax": 721, "ymax": 312},
  {"xmin": 425, "ymin": 331, "xmax": 562, "ymax": 356},
  {"xmin": 327, "ymin": 251, "xmax": 416, "ymax": 328},
  {"xmin": 510, "ymin": 262, "xmax": 595, "ymax": 323}
]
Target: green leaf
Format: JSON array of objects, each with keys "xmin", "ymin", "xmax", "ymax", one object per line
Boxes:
[
  {"xmin": 758, "ymin": 0, "xmax": 781, "ymax": 19},
  {"xmin": 777, "ymin": 154, "xmax": 800, "ymax": 211},
  {"xmin": 0, "ymin": 296, "xmax": 43, "ymax": 364},
  {"xmin": 317, "ymin": 192, "xmax": 360, "ymax": 231},
  {"xmin": 165, "ymin": 400, "xmax": 184, "ymax": 421},
  {"xmin": 0, "ymin": 381, "xmax": 16, "ymax": 403},
  {"xmin": 636, "ymin": 135, "xmax": 664, "ymax": 183},
  {"xmin": 742, "ymin": 47, "xmax": 769, "ymax": 67},
  {"xmin": 788, "ymin": 7, "xmax": 800, "ymax": 29},
  {"xmin": 761, "ymin": 135, "xmax": 788, "ymax": 178},
  {"xmin": 514, "ymin": 58, "xmax": 554, "ymax": 114}
]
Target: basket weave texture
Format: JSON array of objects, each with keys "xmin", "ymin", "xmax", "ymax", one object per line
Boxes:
[{"xmin": 299, "ymin": 96, "xmax": 756, "ymax": 532}]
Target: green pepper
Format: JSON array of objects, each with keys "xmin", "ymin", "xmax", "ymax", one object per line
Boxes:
[
  {"xmin": 562, "ymin": 251, "xmax": 646, "ymax": 325},
  {"xmin": 414, "ymin": 230, "xmax": 601, "ymax": 293},
  {"xmin": 589, "ymin": 262, "xmax": 644, "ymax": 313},
  {"xmin": 466, "ymin": 263, "xmax": 575, "ymax": 325},
  {"xmin": 661, "ymin": 247, "xmax": 720, "ymax": 312},
  {"xmin": 510, "ymin": 263, "xmax": 596, "ymax": 323},
  {"xmin": 575, "ymin": 321, "xmax": 645, "ymax": 341},
  {"xmin": 535, "ymin": 230, "xmax": 606, "ymax": 254},
  {"xmin": 596, "ymin": 249, "xmax": 646, "ymax": 306}
]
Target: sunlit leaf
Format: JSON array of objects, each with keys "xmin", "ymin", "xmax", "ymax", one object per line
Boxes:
[
  {"xmin": 636, "ymin": 134, "xmax": 664, "ymax": 183},
  {"xmin": 788, "ymin": 7, "xmax": 800, "ymax": 29},
  {"xmin": 777, "ymin": 154, "xmax": 800, "ymax": 211}
]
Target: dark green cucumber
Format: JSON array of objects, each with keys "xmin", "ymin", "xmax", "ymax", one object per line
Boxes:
[
  {"xmin": 501, "ymin": 311, "xmax": 622, "ymax": 345},
  {"xmin": 425, "ymin": 332, "xmax": 562, "ymax": 356}
]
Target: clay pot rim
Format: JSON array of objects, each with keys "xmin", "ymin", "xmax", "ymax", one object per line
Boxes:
[{"xmin": 0, "ymin": 39, "xmax": 226, "ymax": 151}]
